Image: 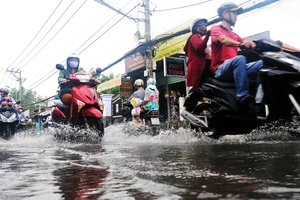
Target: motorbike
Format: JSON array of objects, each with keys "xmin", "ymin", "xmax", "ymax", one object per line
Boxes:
[
  {"xmin": 0, "ymin": 101, "xmax": 21, "ymax": 139},
  {"xmin": 122, "ymin": 98, "xmax": 160, "ymax": 136},
  {"xmin": 52, "ymin": 64, "xmax": 104, "ymax": 138},
  {"xmin": 181, "ymin": 39, "xmax": 300, "ymax": 138}
]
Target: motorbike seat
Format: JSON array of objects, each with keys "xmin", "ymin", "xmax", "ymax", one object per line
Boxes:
[
  {"xmin": 203, "ymin": 77, "xmax": 236, "ymax": 88},
  {"xmin": 140, "ymin": 110, "xmax": 159, "ymax": 118},
  {"xmin": 54, "ymin": 101, "xmax": 70, "ymax": 110}
]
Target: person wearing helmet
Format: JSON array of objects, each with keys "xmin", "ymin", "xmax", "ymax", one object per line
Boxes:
[
  {"xmin": 123, "ymin": 79, "xmax": 145, "ymax": 122},
  {"xmin": 0, "ymin": 87, "xmax": 16, "ymax": 107},
  {"xmin": 210, "ymin": 2, "xmax": 264, "ymax": 106},
  {"xmin": 57, "ymin": 53, "xmax": 81, "ymax": 105},
  {"xmin": 184, "ymin": 18, "xmax": 211, "ymax": 87},
  {"xmin": 142, "ymin": 78, "xmax": 159, "ymax": 111}
]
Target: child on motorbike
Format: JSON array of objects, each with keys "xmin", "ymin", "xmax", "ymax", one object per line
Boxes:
[{"xmin": 141, "ymin": 78, "xmax": 159, "ymax": 112}]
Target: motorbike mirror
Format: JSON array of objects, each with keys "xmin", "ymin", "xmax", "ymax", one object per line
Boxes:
[
  {"xmin": 16, "ymin": 101, "xmax": 21, "ymax": 104},
  {"xmin": 56, "ymin": 64, "xmax": 65, "ymax": 70},
  {"xmin": 96, "ymin": 68, "xmax": 102, "ymax": 74}
]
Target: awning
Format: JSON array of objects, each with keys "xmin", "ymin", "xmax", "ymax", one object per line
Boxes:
[
  {"xmin": 97, "ymin": 76, "xmax": 122, "ymax": 92},
  {"xmin": 153, "ymin": 19, "xmax": 192, "ymax": 61}
]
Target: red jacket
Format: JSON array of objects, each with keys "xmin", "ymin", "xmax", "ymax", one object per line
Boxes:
[{"xmin": 184, "ymin": 33, "xmax": 210, "ymax": 87}]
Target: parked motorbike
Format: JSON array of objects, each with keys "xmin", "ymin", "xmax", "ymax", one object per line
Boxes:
[
  {"xmin": 181, "ymin": 39, "xmax": 300, "ymax": 138},
  {"xmin": 52, "ymin": 64, "xmax": 104, "ymax": 138},
  {"xmin": 0, "ymin": 101, "xmax": 21, "ymax": 139}
]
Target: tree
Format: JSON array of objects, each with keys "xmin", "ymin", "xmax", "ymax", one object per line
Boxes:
[{"xmin": 89, "ymin": 68, "xmax": 120, "ymax": 97}]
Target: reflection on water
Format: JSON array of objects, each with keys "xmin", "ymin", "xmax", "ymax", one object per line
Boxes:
[{"xmin": 1, "ymin": 121, "xmax": 300, "ymax": 199}]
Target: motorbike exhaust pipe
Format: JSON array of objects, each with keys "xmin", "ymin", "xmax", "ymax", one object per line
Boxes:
[{"xmin": 181, "ymin": 110, "xmax": 208, "ymax": 128}]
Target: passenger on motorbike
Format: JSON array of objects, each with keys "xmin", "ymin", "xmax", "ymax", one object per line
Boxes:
[
  {"xmin": 141, "ymin": 78, "xmax": 159, "ymax": 112},
  {"xmin": 123, "ymin": 79, "xmax": 145, "ymax": 123},
  {"xmin": 0, "ymin": 88, "xmax": 16, "ymax": 107},
  {"xmin": 58, "ymin": 53, "xmax": 100, "ymax": 105},
  {"xmin": 210, "ymin": 2, "xmax": 264, "ymax": 106},
  {"xmin": 16, "ymin": 106, "xmax": 26, "ymax": 131},
  {"xmin": 0, "ymin": 88, "xmax": 19, "ymax": 119},
  {"xmin": 184, "ymin": 18, "xmax": 211, "ymax": 87}
]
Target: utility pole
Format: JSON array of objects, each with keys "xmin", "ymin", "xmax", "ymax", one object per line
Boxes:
[
  {"xmin": 143, "ymin": 0, "xmax": 153, "ymax": 79},
  {"xmin": 6, "ymin": 69, "xmax": 23, "ymax": 102}
]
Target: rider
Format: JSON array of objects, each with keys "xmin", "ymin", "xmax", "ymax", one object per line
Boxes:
[
  {"xmin": 16, "ymin": 106, "xmax": 26, "ymax": 130},
  {"xmin": 0, "ymin": 88, "xmax": 16, "ymax": 107},
  {"xmin": 0, "ymin": 87, "xmax": 19, "ymax": 119},
  {"xmin": 210, "ymin": 2, "xmax": 264, "ymax": 106},
  {"xmin": 123, "ymin": 79, "xmax": 145, "ymax": 122},
  {"xmin": 184, "ymin": 18, "xmax": 211, "ymax": 87},
  {"xmin": 58, "ymin": 53, "xmax": 81, "ymax": 105},
  {"xmin": 142, "ymin": 78, "xmax": 159, "ymax": 112}
]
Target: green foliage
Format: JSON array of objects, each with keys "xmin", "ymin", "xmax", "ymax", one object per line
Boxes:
[
  {"xmin": 89, "ymin": 68, "xmax": 120, "ymax": 97},
  {"xmin": 10, "ymin": 86, "xmax": 47, "ymax": 116}
]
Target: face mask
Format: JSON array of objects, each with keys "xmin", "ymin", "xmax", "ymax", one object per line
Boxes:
[{"xmin": 69, "ymin": 61, "xmax": 79, "ymax": 69}]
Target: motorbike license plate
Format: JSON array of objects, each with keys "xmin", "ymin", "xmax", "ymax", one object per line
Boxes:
[{"xmin": 151, "ymin": 118, "xmax": 160, "ymax": 125}]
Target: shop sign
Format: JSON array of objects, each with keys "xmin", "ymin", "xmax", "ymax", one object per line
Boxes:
[
  {"xmin": 163, "ymin": 56, "xmax": 186, "ymax": 77},
  {"xmin": 124, "ymin": 52, "xmax": 146, "ymax": 73}
]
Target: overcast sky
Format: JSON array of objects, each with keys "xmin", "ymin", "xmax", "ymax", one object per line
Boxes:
[{"xmin": 0, "ymin": 0, "xmax": 299, "ymax": 98}]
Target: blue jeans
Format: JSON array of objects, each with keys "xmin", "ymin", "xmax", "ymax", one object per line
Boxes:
[{"xmin": 214, "ymin": 55, "xmax": 263, "ymax": 100}]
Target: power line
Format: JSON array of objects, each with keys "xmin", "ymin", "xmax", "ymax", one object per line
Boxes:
[
  {"xmin": 12, "ymin": 0, "xmax": 76, "ymax": 71},
  {"xmin": 6, "ymin": 0, "xmax": 64, "ymax": 71},
  {"xmin": 153, "ymin": 0, "xmax": 211, "ymax": 12},
  {"xmin": 15, "ymin": 0, "xmax": 88, "ymax": 71},
  {"xmin": 27, "ymin": 2, "xmax": 139, "ymax": 91},
  {"xmin": 26, "ymin": 0, "xmax": 128, "ymax": 89}
]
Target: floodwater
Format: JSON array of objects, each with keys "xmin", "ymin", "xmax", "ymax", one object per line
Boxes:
[{"xmin": 2, "ymin": 121, "xmax": 300, "ymax": 200}]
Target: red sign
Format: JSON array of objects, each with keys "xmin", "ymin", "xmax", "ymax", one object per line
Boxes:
[{"xmin": 124, "ymin": 52, "xmax": 146, "ymax": 73}]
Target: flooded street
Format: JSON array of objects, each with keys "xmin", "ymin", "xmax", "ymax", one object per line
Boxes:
[{"xmin": 2, "ymin": 123, "xmax": 300, "ymax": 199}]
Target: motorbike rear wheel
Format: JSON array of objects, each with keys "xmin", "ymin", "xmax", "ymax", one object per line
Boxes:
[{"xmin": 86, "ymin": 117, "xmax": 104, "ymax": 137}]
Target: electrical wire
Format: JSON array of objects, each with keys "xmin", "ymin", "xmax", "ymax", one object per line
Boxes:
[
  {"xmin": 26, "ymin": 0, "xmax": 130, "ymax": 89},
  {"xmin": 6, "ymin": 0, "xmax": 64, "ymax": 71},
  {"xmin": 153, "ymin": 0, "xmax": 211, "ymax": 12},
  {"xmin": 12, "ymin": 0, "xmax": 76, "ymax": 71}
]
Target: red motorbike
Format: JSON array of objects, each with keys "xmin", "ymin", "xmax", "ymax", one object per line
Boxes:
[{"xmin": 52, "ymin": 64, "xmax": 104, "ymax": 137}]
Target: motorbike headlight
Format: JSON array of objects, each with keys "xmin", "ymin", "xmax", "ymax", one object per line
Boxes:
[
  {"xmin": 279, "ymin": 58, "xmax": 300, "ymax": 73},
  {"xmin": 76, "ymin": 75, "xmax": 90, "ymax": 82},
  {"xmin": 77, "ymin": 100, "xmax": 85, "ymax": 112}
]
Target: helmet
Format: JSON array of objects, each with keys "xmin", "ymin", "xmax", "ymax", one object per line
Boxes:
[
  {"xmin": 134, "ymin": 79, "xmax": 144, "ymax": 87},
  {"xmin": 1, "ymin": 87, "xmax": 9, "ymax": 95},
  {"xmin": 147, "ymin": 78, "xmax": 156, "ymax": 86},
  {"xmin": 190, "ymin": 18, "xmax": 208, "ymax": 33},
  {"xmin": 217, "ymin": 2, "xmax": 243, "ymax": 18},
  {"xmin": 67, "ymin": 53, "xmax": 80, "ymax": 69}
]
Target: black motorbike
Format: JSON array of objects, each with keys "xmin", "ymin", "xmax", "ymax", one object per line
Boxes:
[
  {"xmin": 0, "ymin": 101, "xmax": 21, "ymax": 139},
  {"xmin": 181, "ymin": 39, "xmax": 300, "ymax": 138}
]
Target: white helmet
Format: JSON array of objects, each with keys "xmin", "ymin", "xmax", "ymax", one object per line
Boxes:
[
  {"xmin": 147, "ymin": 78, "xmax": 156, "ymax": 86},
  {"xmin": 1, "ymin": 87, "xmax": 9, "ymax": 95},
  {"xmin": 67, "ymin": 53, "xmax": 80, "ymax": 69},
  {"xmin": 134, "ymin": 79, "xmax": 144, "ymax": 87}
]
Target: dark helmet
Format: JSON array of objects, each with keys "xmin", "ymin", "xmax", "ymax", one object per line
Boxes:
[
  {"xmin": 66, "ymin": 53, "xmax": 80, "ymax": 70},
  {"xmin": 217, "ymin": 2, "xmax": 243, "ymax": 18},
  {"xmin": 190, "ymin": 18, "xmax": 208, "ymax": 33}
]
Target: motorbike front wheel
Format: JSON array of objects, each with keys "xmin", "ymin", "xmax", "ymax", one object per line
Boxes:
[{"xmin": 86, "ymin": 117, "xmax": 104, "ymax": 137}]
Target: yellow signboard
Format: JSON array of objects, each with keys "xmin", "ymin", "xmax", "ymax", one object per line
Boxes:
[
  {"xmin": 97, "ymin": 76, "xmax": 122, "ymax": 92},
  {"xmin": 153, "ymin": 19, "xmax": 192, "ymax": 61}
]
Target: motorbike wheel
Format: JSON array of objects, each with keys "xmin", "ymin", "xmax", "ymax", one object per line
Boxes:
[
  {"xmin": 86, "ymin": 117, "xmax": 104, "ymax": 137},
  {"xmin": 0, "ymin": 123, "xmax": 16, "ymax": 139}
]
